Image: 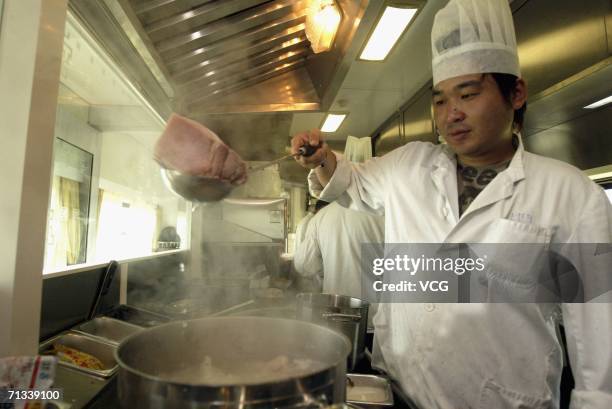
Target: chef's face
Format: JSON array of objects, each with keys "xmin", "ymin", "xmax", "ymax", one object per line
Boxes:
[{"xmin": 432, "ymin": 73, "xmax": 525, "ymax": 164}]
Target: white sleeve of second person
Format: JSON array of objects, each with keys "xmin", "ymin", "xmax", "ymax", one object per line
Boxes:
[
  {"xmin": 292, "ymin": 219, "xmax": 323, "ymax": 277},
  {"xmin": 308, "ymin": 150, "xmax": 399, "ymax": 216},
  {"xmin": 563, "ymin": 186, "xmax": 612, "ymax": 409}
]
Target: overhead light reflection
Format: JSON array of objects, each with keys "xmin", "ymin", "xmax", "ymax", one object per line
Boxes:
[
  {"xmin": 321, "ymin": 113, "xmax": 347, "ymax": 132},
  {"xmin": 584, "ymin": 95, "xmax": 612, "ymax": 109},
  {"xmin": 282, "ymin": 37, "xmax": 302, "ymax": 48},
  {"xmin": 305, "ymin": 0, "xmax": 342, "ymax": 53}
]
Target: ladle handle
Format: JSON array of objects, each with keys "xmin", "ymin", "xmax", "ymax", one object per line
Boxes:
[{"xmin": 298, "ymin": 143, "xmax": 322, "ymax": 157}]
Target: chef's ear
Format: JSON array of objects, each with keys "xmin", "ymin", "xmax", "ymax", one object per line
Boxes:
[
  {"xmin": 511, "ymin": 78, "xmax": 528, "ymax": 110},
  {"xmin": 433, "ymin": 122, "xmax": 445, "ymax": 144}
]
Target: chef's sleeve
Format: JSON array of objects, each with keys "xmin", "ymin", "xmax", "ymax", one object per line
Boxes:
[
  {"xmin": 562, "ymin": 186, "xmax": 612, "ymax": 409},
  {"xmin": 308, "ymin": 149, "xmax": 402, "ymax": 216}
]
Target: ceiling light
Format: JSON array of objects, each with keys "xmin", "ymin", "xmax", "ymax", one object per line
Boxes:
[
  {"xmin": 305, "ymin": 0, "xmax": 342, "ymax": 53},
  {"xmin": 584, "ymin": 95, "xmax": 612, "ymax": 109},
  {"xmin": 360, "ymin": 6, "xmax": 417, "ymax": 61},
  {"xmin": 321, "ymin": 113, "xmax": 347, "ymax": 132}
]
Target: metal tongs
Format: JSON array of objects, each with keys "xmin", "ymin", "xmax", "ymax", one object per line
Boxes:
[{"xmin": 161, "ymin": 143, "xmax": 321, "ymax": 202}]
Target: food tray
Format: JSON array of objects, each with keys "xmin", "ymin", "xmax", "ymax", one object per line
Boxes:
[
  {"xmin": 73, "ymin": 317, "xmax": 142, "ymax": 344},
  {"xmin": 346, "ymin": 374, "xmax": 394, "ymax": 408},
  {"xmin": 40, "ymin": 332, "xmax": 117, "ymax": 378}
]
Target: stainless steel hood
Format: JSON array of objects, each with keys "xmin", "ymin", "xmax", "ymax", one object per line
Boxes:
[{"xmin": 70, "ymin": 0, "xmax": 368, "ymax": 118}]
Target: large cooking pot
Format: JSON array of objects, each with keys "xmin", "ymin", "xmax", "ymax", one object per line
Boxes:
[
  {"xmin": 116, "ymin": 316, "xmax": 351, "ymax": 408},
  {"xmin": 296, "ymin": 294, "xmax": 369, "ymax": 370}
]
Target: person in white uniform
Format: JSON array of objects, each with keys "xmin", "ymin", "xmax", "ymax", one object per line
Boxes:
[
  {"xmin": 290, "ymin": 0, "xmax": 612, "ymax": 408},
  {"xmin": 293, "ymin": 203, "xmax": 315, "ymax": 252},
  {"xmin": 293, "ymin": 201, "xmax": 384, "ymax": 301},
  {"xmin": 294, "ymin": 137, "xmax": 385, "ymax": 305}
]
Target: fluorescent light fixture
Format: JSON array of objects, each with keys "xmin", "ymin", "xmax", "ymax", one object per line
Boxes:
[
  {"xmin": 584, "ymin": 95, "xmax": 612, "ymax": 109},
  {"xmin": 320, "ymin": 113, "xmax": 347, "ymax": 132},
  {"xmin": 360, "ymin": 6, "xmax": 417, "ymax": 61}
]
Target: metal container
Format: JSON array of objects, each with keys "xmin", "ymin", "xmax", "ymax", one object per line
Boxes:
[
  {"xmin": 40, "ymin": 332, "xmax": 118, "ymax": 378},
  {"xmin": 162, "ymin": 278, "xmax": 253, "ymax": 318},
  {"xmin": 346, "ymin": 374, "xmax": 394, "ymax": 408},
  {"xmin": 116, "ymin": 316, "xmax": 351, "ymax": 409},
  {"xmin": 73, "ymin": 317, "xmax": 143, "ymax": 345},
  {"xmin": 161, "ymin": 169, "xmax": 233, "ymax": 202},
  {"xmin": 296, "ymin": 294, "xmax": 369, "ymax": 370},
  {"xmin": 107, "ymin": 304, "xmax": 170, "ymax": 327},
  {"xmin": 162, "ymin": 297, "xmax": 216, "ymax": 318}
]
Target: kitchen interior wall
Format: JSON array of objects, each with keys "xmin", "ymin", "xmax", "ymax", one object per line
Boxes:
[
  {"xmin": 289, "ymin": 186, "xmax": 308, "ymax": 233},
  {"xmin": 98, "ymin": 131, "xmax": 172, "ymax": 205},
  {"xmin": 42, "ymin": 10, "xmax": 192, "ymax": 272},
  {"xmin": 228, "ymin": 165, "xmax": 283, "ymax": 198},
  {"xmin": 47, "ymin": 96, "xmax": 190, "ymax": 269}
]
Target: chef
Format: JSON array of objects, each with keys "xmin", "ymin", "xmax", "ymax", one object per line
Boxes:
[
  {"xmin": 290, "ymin": 0, "xmax": 612, "ymax": 407},
  {"xmin": 293, "ymin": 140, "xmax": 384, "ymax": 324},
  {"xmin": 293, "ymin": 200, "xmax": 384, "ymax": 325}
]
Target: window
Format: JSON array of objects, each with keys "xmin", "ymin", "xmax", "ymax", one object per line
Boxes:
[
  {"xmin": 44, "ymin": 139, "xmax": 93, "ymax": 269},
  {"xmin": 602, "ymin": 182, "xmax": 612, "ymax": 204},
  {"xmin": 95, "ymin": 191, "xmax": 157, "ymax": 260},
  {"xmin": 43, "ymin": 12, "xmax": 189, "ymax": 273}
]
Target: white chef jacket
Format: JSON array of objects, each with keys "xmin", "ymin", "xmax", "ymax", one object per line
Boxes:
[
  {"xmin": 293, "ymin": 202, "xmax": 384, "ymax": 321},
  {"xmin": 294, "ymin": 212, "xmax": 314, "ymax": 253},
  {"xmin": 309, "ymin": 140, "xmax": 612, "ymax": 409}
]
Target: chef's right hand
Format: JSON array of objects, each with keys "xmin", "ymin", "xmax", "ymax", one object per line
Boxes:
[{"xmin": 291, "ymin": 129, "xmax": 328, "ymax": 169}]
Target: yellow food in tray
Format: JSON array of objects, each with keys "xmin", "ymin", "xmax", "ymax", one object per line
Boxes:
[{"xmin": 53, "ymin": 344, "xmax": 104, "ymax": 370}]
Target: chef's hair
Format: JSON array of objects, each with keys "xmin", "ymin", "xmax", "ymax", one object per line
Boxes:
[
  {"xmin": 491, "ymin": 73, "xmax": 527, "ymax": 131},
  {"xmin": 314, "ymin": 200, "xmax": 330, "ymax": 214}
]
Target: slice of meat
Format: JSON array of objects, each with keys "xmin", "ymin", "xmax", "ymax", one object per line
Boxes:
[{"xmin": 154, "ymin": 114, "xmax": 247, "ymax": 185}]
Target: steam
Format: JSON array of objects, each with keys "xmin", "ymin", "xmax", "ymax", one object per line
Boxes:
[
  {"xmin": 130, "ymin": 29, "xmax": 309, "ymax": 321},
  {"xmin": 127, "ymin": 198, "xmax": 298, "ymax": 321}
]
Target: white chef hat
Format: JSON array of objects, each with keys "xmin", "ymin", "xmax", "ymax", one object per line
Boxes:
[{"xmin": 431, "ymin": 0, "xmax": 520, "ymax": 86}]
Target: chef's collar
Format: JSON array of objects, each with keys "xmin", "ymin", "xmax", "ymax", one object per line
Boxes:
[
  {"xmin": 504, "ymin": 133, "xmax": 526, "ymax": 184},
  {"xmin": 435, "ymin": 133, "xmax": 525, "ymax": 183}
]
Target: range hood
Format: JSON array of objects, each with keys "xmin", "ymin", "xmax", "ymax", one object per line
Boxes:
[{"xmin": 69, "ymin": 0, "xmax": 368, "ymax": 117}]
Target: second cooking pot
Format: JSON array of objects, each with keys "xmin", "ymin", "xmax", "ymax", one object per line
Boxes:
[
  {"xmin": 296, "ymin": 293, "xmax": 369, "ymax": 370},
  {"xmin": 116, "ymin": 316, "xmax": 351, "ymax": 408}
]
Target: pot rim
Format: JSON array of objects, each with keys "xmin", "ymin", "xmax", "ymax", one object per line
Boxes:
[
  {"xmin": 296, "ymin": 293, "xmax": 370, "ymax": 308},
  {"xmin": 114, "ymin": 316, "xmax": 351, "ymax": 387}
]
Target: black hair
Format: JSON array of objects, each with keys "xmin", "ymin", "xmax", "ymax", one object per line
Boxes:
[
  {"xmin": 314, "ymin": 200, "xmax": 330, "ymax": 213},
  {"xmin": 490, "ymin": 73, "xmax": 527, "ymax": 131}
]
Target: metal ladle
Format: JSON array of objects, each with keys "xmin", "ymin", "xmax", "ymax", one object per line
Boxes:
[{"xmin": 161, "ymin": 144, "xmax": 320, "ymax": 202}]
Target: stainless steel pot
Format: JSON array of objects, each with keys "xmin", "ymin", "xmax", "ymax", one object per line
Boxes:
[
  {"xmin": 161, "ymin": 169, "xmax": 233, "ymax": 202},
  {"xmin": 116, "ymin": 316, "xmax": 351, "ymax": 408},
  {"xmin": 296, "ymin": 294, "xmax": 369, "ymax": 370}
]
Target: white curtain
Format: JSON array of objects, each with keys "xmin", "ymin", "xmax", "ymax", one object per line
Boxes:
[{"xmin": 44, "ymin": 176, "xmax": 83, "ymax": 269}]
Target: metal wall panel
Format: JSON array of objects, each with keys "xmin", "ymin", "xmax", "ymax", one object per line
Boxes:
[
  {"xmin": 374, "ymin": 115, "xmax": 402, "ymax": 156},
  {"xmin": 515, "ymin": 0, "xmax": 610, "ymax": 95},
  {"xmin": 374, "ymin": 82, "xmax": 435, "ymax": 156},
  {"xmin": 524, "ymin": 106, "xmax": 612, "ymax": 170},
  {"xmin": 402, "ymin": 85, "xmax": 436, "ymax": 145}
]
